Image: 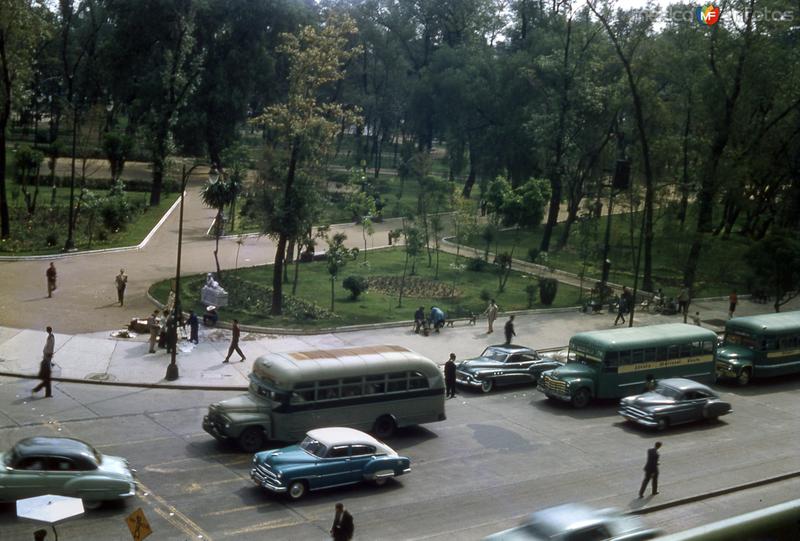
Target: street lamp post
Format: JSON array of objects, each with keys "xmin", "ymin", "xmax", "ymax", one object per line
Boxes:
[{"xmin": 165, "ymin": 163, "xmax": 219, "ymax": 381}]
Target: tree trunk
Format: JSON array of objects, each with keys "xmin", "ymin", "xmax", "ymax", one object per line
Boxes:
[
  {"xmin": 213, "ymin": 209, "xmax": 222, "ymax": 278},
  {"xmin": 462, "ymin": 138, "xmax": 477, "ymax": 198},
  {"xmin": 270, "ymin": 143, "xmax": 300, "ymax": 315},
  {"xmin": 150, "ymin": 127, "xmax": 168, "ymax": 207}
]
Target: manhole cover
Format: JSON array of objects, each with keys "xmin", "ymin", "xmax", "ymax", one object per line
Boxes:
[{"xmin": 86, "ymin": 373, "xmax": 116, "ymax": 381}]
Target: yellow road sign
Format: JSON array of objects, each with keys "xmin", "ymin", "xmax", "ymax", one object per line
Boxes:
[{"xmin": 126, "ymin": 507, "xmax": 153, "ymax": 541}]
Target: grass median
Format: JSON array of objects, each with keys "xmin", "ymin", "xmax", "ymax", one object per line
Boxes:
[{"xmin": 149, "ymin": 247, "xmax": 582, "ymax": 329}]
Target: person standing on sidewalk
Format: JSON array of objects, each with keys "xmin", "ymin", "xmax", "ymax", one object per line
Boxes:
[
  {"xmin": 46, "ymin": 263, "xmax": 57, "ymax": 298},
  {"xmin": 444, "ymin": 353, "xmax": 457, "ymax": 398},
  {"xmin": 223, "ymin": 319, "xmax": 246, "ymax": 363},
  {"xmin": 504, "ymin": 315, "xmax": 516, "ymax": 345},
  {"xmin": 115, "ymin": 268, "xmax": 128, "ymax": 306},
  {"xmin": 32, "ymin": 327, "xmax": 55, "ymax": 398},
  {"xmin": 678, "ymin": 286, "xmax": 690, "ymax": 323},
  {"xmin": 147, "ymin": 310, "xmax": 160, "ymax": 353},
  {"xmin": 638, "ymin": 441, "xmax": 662, "ymax": 498},
  {"xmin": 484, "ymin": 299, "xmax": 499, "ymax": 334},
  {"xmin": 728, "ymin": 290, "xmax": 738, "ymax": 319},
  {"xmin": 187, "ymin": 311, "xmax": 199, "ymax": 344},
  {"xmin": 330, "ymin": 502, "xmax": 354, "ymax": 541}
]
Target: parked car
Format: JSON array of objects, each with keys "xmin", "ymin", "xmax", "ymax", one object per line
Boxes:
[
  {"xmin": 619, "ymin": 378, "xmax": 732, "ymax": 431},
  {"xmin": 250, "ymin": 427, "xmax": 411, "ymax": 500},
  {"xmin": 0, "ymin": 437, "xmax": 136, "ymax": 505},
  {"xmin": 484, "ymin": 503, "xmax": 661, "ymax": 540},
  {"xmin": 456, "ymin": 345, "xmax": 562, "ymax": 393}
]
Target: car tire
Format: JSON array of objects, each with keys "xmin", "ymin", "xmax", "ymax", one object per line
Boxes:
[
  {"xmin": 656, "ymin": 417, "xmax": 669, "ymax": 431},
  {"xmin": 238, "ymin": 427, "xmax": 265, "ymax": 453},
  {"xmin": 287, "ymin": 480, "xmax": 307, "ymax": 500},
  {"xmin": 373, "ymin": 416, "xmax": 396, "ymax": 439},
  {"xmin": 82, "ymin": 499, "xmax": 103, "ymax": 510},
  {"xmin": 571, "ymin": 388, "xmax": 590, "ymax": 408},
  {"xmin": 737, "ymin": 368, "xmax": 752, "ymax": 386},
  {"xmin": 480, "ymin": 379, "xmax": 494, "ymax": 393}
]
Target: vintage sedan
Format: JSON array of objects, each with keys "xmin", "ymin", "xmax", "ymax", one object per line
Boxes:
[
  {"xmin": 0, "ymin": 437, "xmax": 136, "ymax": 505},
  {"xmin": 250, "ymin": 427, "xmax": 410, "ymax": 500},
  {"xmin": 456, "ymin": 344, "xmax": 562, "ymax": 393},
  {"xmin": 619, "ymin": 378, "xmax": 732, "ymax": 430},
  {"xmin": 484, "ymin": 503, "xmax": 661, "ymax": 540}
]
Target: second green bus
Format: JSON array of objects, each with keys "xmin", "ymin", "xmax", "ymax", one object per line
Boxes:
[{"xmin": 539, "ymin": 323, "xmax": 718, "ymax": 408}]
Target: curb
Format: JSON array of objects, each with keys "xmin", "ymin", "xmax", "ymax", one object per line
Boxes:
[
  {"xmin": 630, "ymin": 469, "xmax": 800, "ymax": 515},
  {"xmin": 0, "ymin": 371, "xmax": 247, "ymax": 392},
  {"xmin": 0, "ymin": 192, "xmax": 183, "ymax": 261}
]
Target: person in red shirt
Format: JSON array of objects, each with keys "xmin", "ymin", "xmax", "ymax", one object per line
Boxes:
[{"xmin": 729, "ymin": 290, "xmax": 738, "ymax": 319}]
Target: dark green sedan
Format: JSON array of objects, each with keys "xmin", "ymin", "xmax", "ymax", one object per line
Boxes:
[{"xmin": 0, "ymin": 437, "xmax": 136, "ymax": 505}]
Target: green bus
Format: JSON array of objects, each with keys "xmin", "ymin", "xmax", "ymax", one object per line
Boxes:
[
  {"xmin": 716, "ymin": 311, "xmax": 800, "ymax": 385},
  {"xmin": 539, "ymin": 323, "xmax": 718, "ymax": 408}
]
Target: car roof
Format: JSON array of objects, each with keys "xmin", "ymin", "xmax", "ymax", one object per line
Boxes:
[
  {"xmin": 485, "ymin": 344, "xmax": 535, "ymax": 354},
  {"xmin": 11, "ymin": 437, "xmax": 97, "ymax": 462},
  {"xmin": 306, "ymin": 427, "xmax": 395, "ymax": 454},
  {"xmin": 528, "ymin": 503, "xmax": 608, "ymax": 533},
  {"xmin": 658, "ymin": 378, "xmax": 714, "ymax": 393}
]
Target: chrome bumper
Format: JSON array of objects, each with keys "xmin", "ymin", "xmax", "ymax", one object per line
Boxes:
[
  {"xmin": 619, "ymin": 408, "xmax": 658, "ymax": 427},
  {"xmin": 455, "ymin": 373, "xmax": 483, "ymax": 388},
  {"xmin": 538, "ymin": 385, "xmax": 571, "ymax": 402},
  {"xmin": 203, "ymin": 415, "xmax": 230, "ymax": 440},
  {"xmin": 250, "ymin": 467, "xmax": 286, "ymax": 493}
]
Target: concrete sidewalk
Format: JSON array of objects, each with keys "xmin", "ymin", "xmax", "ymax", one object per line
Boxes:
[{"xmin": 0, "ymin": 296, "xmax": 788, "ymax": 389}]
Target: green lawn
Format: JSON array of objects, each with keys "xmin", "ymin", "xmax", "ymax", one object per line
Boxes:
[
  {"xmin": 461, "ymin": 205, "xmax": 751, "ymax": 298},
  {"xmin": 150, "ymin": 247, "xmax": 582, "ymax": 329}
]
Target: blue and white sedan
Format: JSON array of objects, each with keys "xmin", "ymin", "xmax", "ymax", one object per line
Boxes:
[{"xmin": 250, "ymin": 427, "xmax": 411, "ymax": 500}]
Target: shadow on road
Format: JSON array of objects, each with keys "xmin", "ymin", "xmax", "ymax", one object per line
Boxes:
[{"xmin": 529, "ymin": 396, "xmax": 619, "ymax": 420}]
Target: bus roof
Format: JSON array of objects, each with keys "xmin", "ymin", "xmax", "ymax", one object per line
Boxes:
[
  {"xmin": 569, "ymin": 323, "xmax": 717, "ymax": 351},
  {"xmin": 725, "ymin": 311, "xmax": 800, "ymax": 335},
  {"xmin": 252, "ymin": 345, "xmax": 441, "ymax": 388}
]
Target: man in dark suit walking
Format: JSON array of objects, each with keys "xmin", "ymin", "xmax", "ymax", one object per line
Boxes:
[
  {"xmin": 330, "ymin": 502, "xmax": 354, "ymax": 541},
  {"xmin": 32, "ymin": 327, "xmax": 55, "ymax": 398},
  {"xmin": 504, "ymin": 315, "xmax": 516, "ymax": 345},
  {"xmin": 444, "ymin": 353, "xmax": 457, "ymax": 398},
  {"xmin": 639, "ymin": 441, "xmax": 662, "ymax": 498},
  {"xmin": 223, "ymin": 319, "xmax": 246, "ymax": 363}
]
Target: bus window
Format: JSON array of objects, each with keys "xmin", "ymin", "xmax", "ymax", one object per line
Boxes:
[
  {"xmin": 631, "ymin": 350, "xmax": 644, "ymax": 364},
  {"xmin": 725, "ymin": 332, "xmax": 757, "ymax": 349},
  {"xmin": 291, "ymin": 389, "xmax": 315, "ymax": 404},
  {"xmin": 656, "ymin": 347, "xmax": 668, "ymax": 361},
  {"xmin": 317, "ymin": 385, "xmax": 340, "ymax": 401},
  {"xmin": 341, "ymin": 377, "xmax": 363, "ymax": 397},
  {"xmin": 387, "ymin": 372, "xmax": 408, "ymax": 392},
  {"xmin": 365, "ymin": 374, "xmax": 386, "ymax": 394},
  {"xmin": 702, "ymin": 340, "xmax": 714, "ymax": 354},
  {"xmin": 692, "ymin": 341, "xmax": 704, "ymax": 356},
  {"xmin": 408, "ymin": 371, "xmax": 429, "ymax": 389},
  {"xmin": 668, "ymin": 345, "xmax": 680, "ymax": 360},
  {"xmin": 679, "ymin": 344, "xmax": 692, "ymax": 358},
  {"xmin": 618, "ymin": 350, "xmax": 631, "ymax": 366},
  {"xmin": 644, "ymin": 348, "xmax": 656, "ymax": 363}
]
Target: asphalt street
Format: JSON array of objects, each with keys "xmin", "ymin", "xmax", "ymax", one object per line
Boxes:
[{"xmin": 2, "ymin": 370, "xmax": 800, "ymax": 540}]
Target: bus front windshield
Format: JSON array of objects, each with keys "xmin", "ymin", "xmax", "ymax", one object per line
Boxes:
[
  {"xmin": 724, "ymin": 331, "xmax": 757, "ymax": 350},
  {"xmin": 249, "ymin": 378, "xmax": 289, "ymax": 409}
]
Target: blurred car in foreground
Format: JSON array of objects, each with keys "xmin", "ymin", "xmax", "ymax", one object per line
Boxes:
[
  {"xmin": 456, "ymin": 344, "xmax": 562, "ymax": 393},
  {"xmin": 484, "ymin": 503, "xmax": 661, "ymax": 541},
  {"xmin": 0, "ymin": 437, "xmax": 136, "ymax": 505},
  {"xmin": 251, "ymin": 427, "xmax": 410, "ymax": 500},
  {"xmin": 619, "ymin": 378, "xmax": 732, "ymax": 431}
]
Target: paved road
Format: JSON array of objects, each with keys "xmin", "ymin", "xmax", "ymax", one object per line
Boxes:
[{"xmin": 1, "ymin": 372, "xmax": 800, "ymax": 540}]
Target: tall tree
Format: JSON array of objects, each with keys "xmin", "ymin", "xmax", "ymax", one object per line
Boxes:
[
  {"xmin": 0, "ymin": 0, "xmax": 50, "ymax": 239},
  {"xmin": 257, "ymin": 13, "xmax": 361, "ymax": 315}
]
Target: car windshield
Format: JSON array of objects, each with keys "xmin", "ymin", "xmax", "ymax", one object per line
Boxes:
[
  {"xmin": 481, "ymin": 347, "xmax": 508, "ymax": 362},
  {"xmin": 249, "ymin": 379, "xmax": 287, "ymax": 409},
  {"xmin": 653, "ymin": 384, "xmax": 681, "ymax": 399},
  {"xmin": 724, "ymin": 331, "xmax": 757, "ymax": 350},
  {"xmin": 300, "ymin": 436, "xmax": 327, "ymax": 458}
]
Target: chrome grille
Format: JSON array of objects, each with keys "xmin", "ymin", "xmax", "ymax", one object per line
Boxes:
[
  {"xmin": 619, "ymin": 405, "xmax": 651, "ymax": 421},
  {"xmin": 255, "ymin": 463, "xmax": 279, "ymax": 483},
  {"xmin": 541, "ymin": 375, "xmax": 567, "ymax": 394}
]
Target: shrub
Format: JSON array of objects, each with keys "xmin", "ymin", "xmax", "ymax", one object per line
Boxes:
[
  {"xmin": 479, "ymin": 288, "xmax": 492, "ymax": 302},
  {"xmin": 525, "ymin": 283, "xmax": 538, "ymax": 308},
  {"xmin": 466, "ymin": 257, "xmax": 486, "ymax": 271},
  {"xmin": 342, "ymin": 275, "xmax": 369, "ymax": 300},
  {"xmin": 528, "ymin": 247, "xmax": 540, "ymax": 263},
  {"xmin": 45, "ymin": 231, "xmax": 59, "ymax": 247},
  {"xmin": 99, "ymin": 196, "xmax": 130, "ymax": 232},
  {"xmin": 539, "ymin": 278, "xmax": 558, "ymax": 305}
]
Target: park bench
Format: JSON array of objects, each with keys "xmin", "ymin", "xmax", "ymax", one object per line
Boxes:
[{"xmin": 445, "ymin": 313, "xmax": 477, "ymax": 327}]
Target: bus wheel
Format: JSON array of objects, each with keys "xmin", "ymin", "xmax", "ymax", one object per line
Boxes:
[
  {"xmin": 571, "ymin": 389, "xmax": 590, "ymax": 409},
  {"xmin": 656, "ymin": 418, "xmax": 669, "ymax": 431},
  {"xmin": 373, "ymin": 416, "xmax": 396, "ymax": 439},
  {"xmin": 238, "ymin": 427, "xmax": 265, "ymax": 453},
  {"xmin": 737, "ymin": 368, "xmax": 751, "ymax": 386},
  {"xmin": 287, "ymin": 480, "xmax": 307, "ymax": 500},
  {"xmin": 480, "ymin": 379, "xmax": 494, "ymax": 393}
]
